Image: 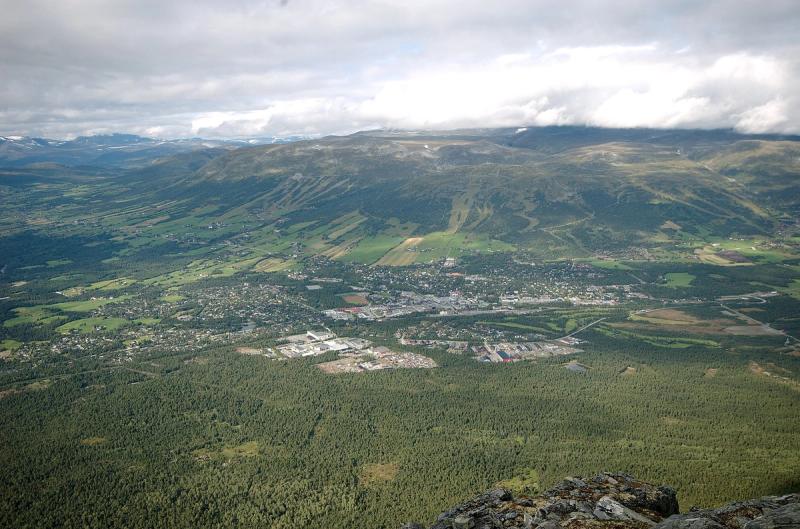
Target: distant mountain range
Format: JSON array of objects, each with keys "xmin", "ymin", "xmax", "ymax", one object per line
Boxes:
[
  {"xmin": 0, "ymin": 133, "xmax": 310, "ymax": 168},
  {"xmin": 3, "ymin": 126, "xmax": 800, "ymax": 265},
  {"xmin": 414, "ymin": 472, "xmax": 799, "ymax": 529},
  {"xmin": 122, "ymin": 126, "xmax": 800, "ymax": 257}
]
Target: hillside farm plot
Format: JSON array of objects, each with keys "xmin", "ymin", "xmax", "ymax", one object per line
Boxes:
[
  {"xmin": 254, "ymin": 257, "xmax": 296, "ymax": 272},
  {"xmin": 87, "ymin": 277, "xmax": 137, "ymax": 291},
  {"xmin": 412, "ymin": 231, "xmax": 514, "ymax": 263},
  {"xmin": 375, "ymin": 237, "xmax": 424, "ymax": 266},
  {"xmin": 664, "ymin": 272, "xmax": 695, "ymax": 287},
  {"xmin": 3, "ymin": 306, "xmax": 68, "ymax": 327},
  {"xmin": 338, "ymin": 235, "xmax": 405, "ymax": 264},
  {"xmin": 159, "ymin": 294, "xmax": 185, "ymax": 302},
  {"xmin": 687, "ymin": 239, "xmax": 794, "ymax": 267},
  {"xmin": 142, "ymin": 257, "xmax": 260, "ymax": 287},
  {"xmin": 57, "ymin": 317, "xmax": 129, "ymax": 334},
  {"xmin": 623, "ymin": 307, "xmax": 784, "ymax": 337},
  {"xmin": 50, "ymin": 296, "xmax": 131, "ymax": 312},
  {"xmin": 2, "ymin": 295, "xmax": 131, "ymax": 329}
]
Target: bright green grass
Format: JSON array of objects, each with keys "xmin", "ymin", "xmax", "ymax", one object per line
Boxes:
[
  {"xmin": 88, "ymin": 278, "xmax": 137, "ymax": 291},
  {"xmin": 664, "ymin": 272, "xmax": 695, "ymax": 288},
  {"xmin": 160, "ymin": 294, "xmax": 185, "ymax": 303},
  {"xmin": 1, "ymin": 339, "xmax": 23, "ymax": 351},
  {"xmin": 305, "ymin": 213, "xmax": 359, "ymax": 238},
  {"xmin": 41, "ymin": 315, "xmax": 70, "ymax": 326},
  {"xmin": 57, "ymin": 317, "xmax": 129, "ymax": 334},
  {"xmin": 150, "ymin": 256, "xmax": 262, "ymax": 287},
  {"xmin": 4, "ymin": 295, "xmax": 133, "ymax": 327},
  {"xmin": 707, "ymin": 239, "xmax": 796, "ymax": 264},
  {"xmin": 3, "ymin": 306, "xmax": 65, "ymax": 327},
  {"xmin": 339, "ymin": 235, "xmax": 405, "ymax": 264},
  {"xmin": 777, "ymin": 279, "xmax": 800, "ymax": 299},
  {"xmin": 50, "ymin": 296, "xmax": 131, "ymax": 313},
  {"xmin": 419, "ymin": 231, "xmax": 514, "ymax": 253},
  {"xmin": 388, "ymin": 231, "xmax": 516, "ymax": 264},
  {"xmin": 326, "ymin": 214, "xmax": 367, "ymax": 241}
]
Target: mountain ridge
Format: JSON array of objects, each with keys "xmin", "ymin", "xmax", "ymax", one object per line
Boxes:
[
  {"xmin": 110, "ymin": 126, "xmax": 799, "ymax": 263},
  {"xmin": 408, "ymin": 472, "xmax": 799, "ymax": 529},
  {"xmin": 0, "ymin": 133, "xmax": 307, "ymax": 169},
  {"xmin": 3, "ymin": 125, "xmax": 800, "ymax": 270}
]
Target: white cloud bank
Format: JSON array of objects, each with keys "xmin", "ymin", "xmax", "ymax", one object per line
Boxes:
[
  {"xmin": 191, "ymin": 49, "xmax": 797, "ymax": 137},
  {"xmin": 1, "ymin": 0, "xmax": 798, "ymax": 138}
]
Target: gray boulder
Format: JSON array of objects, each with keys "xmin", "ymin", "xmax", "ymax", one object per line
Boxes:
[
  {"xmin": 594, "ymin": 495, "xmax": 658, "ymax": 525},
  {"xmin": 451, "ymin": 514, "xmax": 475, "ymax": 529},
  {"xmin": 415, "ymin": 474, "xmax": 798, "ymax": 529},
  {"xmin": 743, "ymin": 503, "xmax": 800, "ymax": 529},
  {"xmin": 654, "ymin": 494, "xmax": 800, "ymax": 529}
]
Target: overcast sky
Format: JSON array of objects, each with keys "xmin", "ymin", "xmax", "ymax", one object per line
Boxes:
[{"xmin": 1, "ymin": 0, "xmax": 798, "ymax": 138}]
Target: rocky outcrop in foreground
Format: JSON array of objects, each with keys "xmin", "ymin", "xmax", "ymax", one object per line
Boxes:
[{"xmin": 404, "ymin": 473, "xmax": 799, "ymax": 529}]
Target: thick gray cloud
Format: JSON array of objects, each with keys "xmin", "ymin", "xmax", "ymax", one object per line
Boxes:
[{"xmin": 1, "ymin": 0, "xmax": 798, "ymax": 138}]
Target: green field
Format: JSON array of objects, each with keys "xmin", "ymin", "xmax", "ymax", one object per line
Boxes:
[
  {"xmin": 3, "ymin": 306, "xmax": 67, "ymax": 327},
  {"xmin": 160, "ymin": 294, "xmax": 185, "ymax": 303},
  {"xmin": 664, "ymin": 272, "xmax": 695, "ymax": 287},
  {"xmin": 57, "ymin": 317, "xmax": 129, "ymax": 334},
  {"xmin": 414, "ymin": 231, "xmax": 515, "ymax": 261},
  {"xmin": 88, "ymin": 278, "xmax": 137, "ymax": 291},
  {"xmin": 51, "ymin": 296, "xmax": 130, "ymax": 313},
  {"xmin": 338, "ymin": 235, "xmax": 405, "ymax": 264},
  {"xmin": 0, "ymin": 339, "xmax": 22, "ymax": 351}
]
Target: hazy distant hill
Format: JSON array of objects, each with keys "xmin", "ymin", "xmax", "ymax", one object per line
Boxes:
[{"xmin": 0, "ymin": 133, "xmax": 305, "ymax": 169}]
